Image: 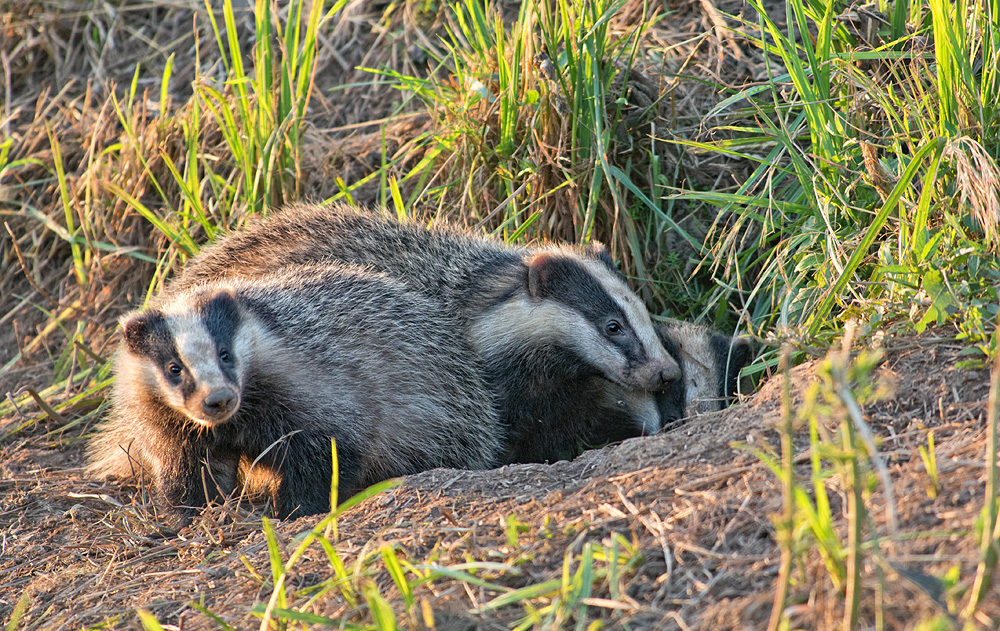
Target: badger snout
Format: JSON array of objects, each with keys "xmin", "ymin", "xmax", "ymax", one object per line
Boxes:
[
  {"xmin": 196, "ymin": 387, "xmax": 240, "ymax": 424},
  {"xmin": 653, "ymin": 366, "xmax": 681, "ymax": 389},
  {"xmin": 641, "ymin": 359, "xmax": 682, "ymax": 391}
]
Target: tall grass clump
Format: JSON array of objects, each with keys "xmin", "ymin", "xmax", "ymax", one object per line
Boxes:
[
  {"xmin": 110, "ymin": 0, "xmax": 346, "ymax": 265},
  {"xmin": 682, "ymin": 0, "xmax": 1000, "ymax": 349},
  {"xmin": 200, "ymin": 0, "xmax": 346, "ymax": 216},
  {"xmin": 366, "ymin": 0, "xmax": 681, "ymax": 288}
]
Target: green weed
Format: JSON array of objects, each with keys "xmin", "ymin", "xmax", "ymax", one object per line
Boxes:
[
  {"xmin": 747, "ymin": 332, "xmax": 894, "ymax": 630},
  {"xmin": 362, "ymin": 0, "xmax": 673, "ymax": 279},
  {"xmin": 766, "ymin": 345, "xmax": 794, "ymax": 631},
  {"xmin": 217, "ymin": 520, "xmax": 641, "ymax": 631},
  {"xmin": 917, "ymin": 431, "xmax": 939, "ymax": 499},
  {"xmin": 4, "ymin": 593, "xmax": 30, "ymax": 631},
  {"xmin": 676, "ymin": 0, "xmax": 1000, "ymax": 345},
  {"xmin": 963, "ymin": 343, "xmax": 1000, "ymax": 619}
]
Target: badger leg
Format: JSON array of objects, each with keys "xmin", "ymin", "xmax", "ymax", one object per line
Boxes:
[
  {"xmin": 152, "ymin": 440, "xmax": 238, "ymax": 528},
  {"xmin": 152, "ymin": 454, "xmax": 207, "ymax": 528},
  {"xmin": 265, "ymin": 432, "xmax": 362, "ymax": 519}
]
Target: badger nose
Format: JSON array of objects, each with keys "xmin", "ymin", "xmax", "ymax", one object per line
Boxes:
[
  {"xmin": 202, "ymin": 389, "xmax": 237, "ymax": 419},
  {"xmin": 657, "ymin": 363, "xmax": 682, "ymax": 387},
  {"xmin": 654, "ymin": 370, "xmax": 669, "ymax": 388}
]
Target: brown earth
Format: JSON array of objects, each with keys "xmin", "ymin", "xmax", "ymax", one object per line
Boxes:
[{"xmin": 2, "ymin": 333, "xmax": 998, "ymax": 629}]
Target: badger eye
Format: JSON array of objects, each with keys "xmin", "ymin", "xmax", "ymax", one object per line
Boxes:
[
  {"xmin": 605, "ymin": 320, "xmax": 623, "ymax": 335},
  {"xmin": 219, "ymin": 349, "xmax": 231, "ymax": 363},
  {"xmin": 168, "ymin": 363, "xmax": 182, "ymax": 376}
]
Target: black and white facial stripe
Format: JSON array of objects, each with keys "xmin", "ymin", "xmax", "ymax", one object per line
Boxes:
[
  {"xmin": 524, "ymin": 251, "xmax": 680, "ymax": 390},
  {"xmin": 528, "ymin": 253, "xmax": 651, "ymax": 374},
  {"xmin": 121, "ymin": 291, "xmax": 244, "ymax": 426},
  {"xmin": 655, "ymin": 321, "xmax": 754, "ymax": 416}
]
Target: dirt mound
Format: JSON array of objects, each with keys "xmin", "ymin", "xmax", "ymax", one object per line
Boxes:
[{"xmin": 1, "ymin": 333, "xmax": 996, "ymax": 629}]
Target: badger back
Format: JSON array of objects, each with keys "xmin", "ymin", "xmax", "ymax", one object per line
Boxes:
[
  {"xmin": 226, "ymin": 265, "xmax": 504, "ymax": 481},
  {"xmin": 168, "ymin": 202, "xmax": 524, "ymax": 324},
  {"xmin": 171, "ymin": 203, "xmax": 678, "ymax": 390}
]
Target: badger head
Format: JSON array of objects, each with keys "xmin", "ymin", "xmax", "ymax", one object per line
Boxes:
[
  {"xmin": 119, "ymin": 289, "xmax": 245, "ymax": 428},
  {"xmin": 524, "ymin": 247, "xmax": 682, "ymax": 392},
  {"xmin": 656, "ymin": 321, "xmax": 754, "ymax": 416}
]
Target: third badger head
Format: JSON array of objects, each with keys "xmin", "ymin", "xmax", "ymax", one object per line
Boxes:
[{"xmin": 599, "ymin": 321, "xmax": 755, "ymax": 440}]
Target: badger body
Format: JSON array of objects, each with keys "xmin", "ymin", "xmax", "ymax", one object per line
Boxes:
[
  {"xmin": 170, "ymin": 203, "xmax": 682, "ymax": 464},
  {"xmin": 87, "ymin": 264, "xmax": 501, "ymax": 525}
]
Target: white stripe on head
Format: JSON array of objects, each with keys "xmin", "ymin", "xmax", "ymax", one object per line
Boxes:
[
  {"xmin": 578, "ymin": 258, "xmax": 680, "ymax": 381},
  {"xmin": 470, "ymin": 295, "xmax": 632, "ymax": 382},
  {"xmin": 162, "ymin": 302, "xmax": 239, "ymax": 425}
]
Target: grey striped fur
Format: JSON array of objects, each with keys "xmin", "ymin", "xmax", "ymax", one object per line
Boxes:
[
  {"xmin": 169, "ymin": 203, "xmax": 682, "ymax": 464},
  {"xmin": 87, "ymin": 264, "xmax": 501, "ymax": 526}
]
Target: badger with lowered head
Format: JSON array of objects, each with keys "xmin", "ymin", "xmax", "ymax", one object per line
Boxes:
[
  {"xmin": 170, "ymin": 203, "xmax": 682, "ymax": 463},
  {"xmin": 87, "ymin": 264, "xmax": 501, "ymax": 526},
  {"xmin": 601, "ymin": 322, "xmax": 754, "ymax": 440}
]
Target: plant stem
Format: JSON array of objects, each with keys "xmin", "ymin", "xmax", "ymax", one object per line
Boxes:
[
  {"xmin": 834, "ymin": 349, "xmax": 863, "ymax": 631},
  {"xmin": 964, "ymin": 337, "xmax": 1000, "ymax": 618},
  {"xmin": 767, "ymin": 344, "xmax": 795, "ymax": 631}
]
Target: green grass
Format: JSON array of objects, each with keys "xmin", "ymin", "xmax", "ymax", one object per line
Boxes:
[
  {"xmin": 752, "ymin": 327, "xmax": 1000, "ymax": 629},
  {"xmin": 358, "ymin": 0, "xmax": 674, "ymax": 276},
  {"xmin": 965, "ymin": 350, "xmax": 1000, "ymax": 617},
  {"xmin": 672, "ymin": 0, "xmax": 1000, "ymax": 349}
]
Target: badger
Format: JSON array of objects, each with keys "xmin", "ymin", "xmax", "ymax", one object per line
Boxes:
[
  {"xmin": 87, "ymin": 264, "xmax": 501, "ymax": 526},
  {"xmin": 657, "ymin": 320, "xmax": 754, "ymax": 416},
  {"xmin": 602, "ymin": 321, "xmax": 754, "ymax": 436},
  {"xmin": 168, "ymin": 202, "xmax": 682, "ymax": 464}
]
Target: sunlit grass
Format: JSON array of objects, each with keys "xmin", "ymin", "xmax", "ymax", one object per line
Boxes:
[{"xmin": 671, "ymin": 0, "xmax": 1000, "ymax": 349}]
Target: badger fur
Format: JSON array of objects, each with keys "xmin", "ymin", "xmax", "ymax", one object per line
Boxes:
[
  {"xmin": 169, "ymin": 202, "xmax": 682, "ymax": 464},
  {"xmin": 658, "ymin": 320, "xmax": 754, "ymax": 416},
  {"xmin": 87, "ymin": 264, "xmax": 501, "ymax": 525}
]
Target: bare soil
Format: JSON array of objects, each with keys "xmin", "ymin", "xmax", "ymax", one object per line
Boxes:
[{"xmin": 2, "ymin": 333, "xmax": 997, "ymax": 629}]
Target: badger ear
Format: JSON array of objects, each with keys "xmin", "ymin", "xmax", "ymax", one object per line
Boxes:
[
  {"xmin": 580, "ymin": 241, "xmax": 616, "ymax": 268},
  {"xmin": 203, "ymin": 288, "xmax": 239, "ymax": 314},
  {"xmin": 728, "ymin": 336, "xmax": 754, "ymax": 374},
  {"xmin": 120, "ymin": 311, "xmax": 160, "ymax": 355},
  {"xmin": 527, "ymin": 252, "xmax": 557, "ymax": 299}
]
